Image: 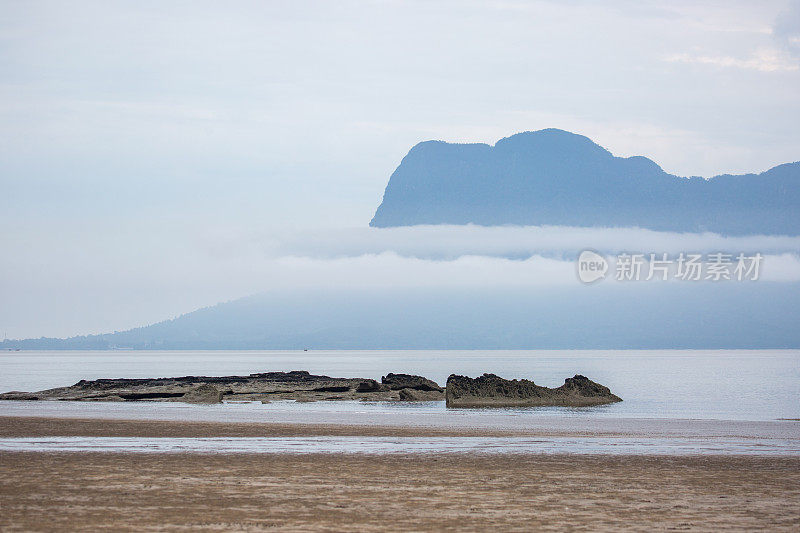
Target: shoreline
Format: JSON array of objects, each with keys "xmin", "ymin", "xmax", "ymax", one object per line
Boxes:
[
  {"xmin": 3, "ymin": 414, "xmax": 799, "ymax": 439},
  {"xmin": 2, "ymin": 416, "xmax": 799, "ymax": 456},
  {"xmin": 0, "ymin": 415, "xmax": 533, "ymax": 438}
]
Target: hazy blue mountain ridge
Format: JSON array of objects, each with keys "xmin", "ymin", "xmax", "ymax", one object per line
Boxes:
[
  {"xmin": 370, "ymin": 129, "xmax": 800, "ymax": 234},
  {"xmin": 4, "ymin": 284, "xmax": 800, "ymax": 350}
]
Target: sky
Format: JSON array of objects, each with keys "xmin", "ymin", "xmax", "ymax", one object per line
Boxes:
[{"xmin": 1, "ymin": 0, "xmax": 799, "ymax": 339}]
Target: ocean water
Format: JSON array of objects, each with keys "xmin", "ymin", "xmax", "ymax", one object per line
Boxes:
[
  {"xmin": 1, "ymin": 349, "xmax": 798, "ymax": 422},
  {"xmin": 2, "ymin": 350, "xmax": 798, "ymax": 455}
]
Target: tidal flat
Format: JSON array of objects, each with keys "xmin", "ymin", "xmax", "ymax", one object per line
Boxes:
[{"xmin": 1, "ymin": 448, "xmax": 798, "ymax": 531}]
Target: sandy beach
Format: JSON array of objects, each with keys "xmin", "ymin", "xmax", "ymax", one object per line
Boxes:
[{"xmin": 1, "ymin": 416, "xmax": 799, "ymax": 531}]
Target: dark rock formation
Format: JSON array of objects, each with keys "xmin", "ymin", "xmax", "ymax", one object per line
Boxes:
[
  {"xmin": 182, "ymin": 384, "xmax": 223, "ymax": 404},
  {"xmin": 1, "ymin": 371, "xmax": 621, "ymax": 406},
  {"xmin": 445, "ymin": 373, "xmax": 621, "ymax": 407},
  {"xmin": 381, "ymin": 373, "xmax": 443, "ymax": 392},
  {"xmin": 0, "ymin": 392, "xmax": 39, "ymax": 401},
  {"xmin": 398, "ymin": 388, "xmax": 444, "ymax": 401},
  {"xmin": 0, "ymin": 371, "xmax": 444, "ymax": 404},
  {"xmin": 355, "ymin": 379, "xmax": 382, "ymax": 392}
]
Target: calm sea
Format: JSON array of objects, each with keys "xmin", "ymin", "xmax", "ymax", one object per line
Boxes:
[{"xmin": 1, "ymin": 349, "xmax": 798, "ymax": 422}]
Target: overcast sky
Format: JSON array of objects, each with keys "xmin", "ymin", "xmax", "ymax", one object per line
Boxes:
[{"xmin": 1, "ymin": 0, "xmax": 799, "ymax": 338}]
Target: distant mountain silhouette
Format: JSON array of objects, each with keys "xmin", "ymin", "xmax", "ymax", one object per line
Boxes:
[
  {"xmin": 370, "ymin": 129, "xmax": 800, "ymax": 235},
  {"xmin": 4, "ymin": 284, "xmax": 800, "ymax": 350}
]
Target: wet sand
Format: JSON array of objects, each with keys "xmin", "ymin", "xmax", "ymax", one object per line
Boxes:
[
  {"xmin": 0, "ymin": 415, "xmax": 533, "ymax": 438},
  {"xmin": 0, "ymin": 417, "xmax": 799, "ymax": 530},
  {"xmin": 1, "ymin": 452, "xmax": 798, "ymax": 531}
]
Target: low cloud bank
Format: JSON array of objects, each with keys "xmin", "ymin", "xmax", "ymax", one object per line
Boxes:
[
  {"xmin": 3, "ymin": 224, "xmax": 799, "ymax": 339},
  {"xmin": 260, "ymin": 225, "xmax": 800, "ymax": 260}
]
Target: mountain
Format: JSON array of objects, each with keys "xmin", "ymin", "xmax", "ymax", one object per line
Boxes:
[
  {"xmin": 370, "ymin": 129, "xmax": 800, "ymax": 235},
  {"xmin": 4, "ymin": 283, "xmax": 800, "ymax": 350}
]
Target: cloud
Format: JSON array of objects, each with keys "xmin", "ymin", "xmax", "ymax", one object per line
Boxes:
[
  {"xmin": 4, "ymin": 223, "xmax": 799, "ymax": 338},
  {"xmin": 666, "ymin": 0, "xmax": 800, "ymax": 73},
  {"xmin": 259, "ymin": 225, "xmax": 800, "ymax": 260},
  {"xmin": 760, "ymin": 252, "xmax": 800, "ymax": 281},
  {"xmin": 664, "ymin": 48, "xmax": 799, "ymax": 72},
  {"xmin": 263, "ymin": 251, "xmax": 800, "ymax": 286},
  {"xmin": 773, "ymin": 0, "xmax": 800, "ymax": 60},
  {"xmin": 7, "ymin": 231, "xmax": 799, "ymax": 337}
]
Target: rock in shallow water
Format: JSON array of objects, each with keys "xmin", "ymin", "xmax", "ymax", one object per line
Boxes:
[
  {"xmin": 445, "ymin": 373, "xmax": 621, "ymax": 408},
  {"xmin": 182, "ymin": 384, "xmax": 223, "ymax": 404},
  {"xmin": 397, "ymin": 388, "xmax": 445, "ymax": 401},
  {"xmin": 0, "ymin": 371, "xmax": 444, "ymax": 403},
  {"xmin": 381, "ymin": 373, "xmax": 443, "ymax": 392}
]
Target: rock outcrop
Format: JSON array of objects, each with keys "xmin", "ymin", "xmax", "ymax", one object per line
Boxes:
[
  {"xmin": 381, "ymin": 373, "xmax": 444, "ymax": 392},
  {"xmin": 1, "ymin": 371, "xmax": 621, "ymax": 407},
  {"xmin": 397, "ymin": 388, "xmax": 444, "ymax": 401},
  {"xmin": 0, "ymin": 371, "xmax": 444, "ymax": 403},
  {"xmin": 445, "ymin": 373, "xmax": 621, "ymax": 407},
  {"xmin": 182, "ymin": 384, "xmax": 223, "ymax": 404}
]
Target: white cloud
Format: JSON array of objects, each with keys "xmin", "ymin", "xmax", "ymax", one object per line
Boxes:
[
  {"xmin": 760, "ymin": 252, "xmax": 800, "ymax": 281},
  {"xmin": 664, "ymin": 48, "xmax": 799, "ymax": 72},
  {"xmin": 773, "ymin": 0, "xmax": 800, "ymax": 59},
  {"xmin": 260, "ymin": 225, "xmax": 800, "ymax": 260},
  {"xmin": 4, "ymin": 223, "xmax": 799, "ymax": 339}
]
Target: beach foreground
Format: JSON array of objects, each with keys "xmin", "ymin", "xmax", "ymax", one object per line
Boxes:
[{"xmin": 1, "ymin": 418, "xmax": 799, "ymax": 531}]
